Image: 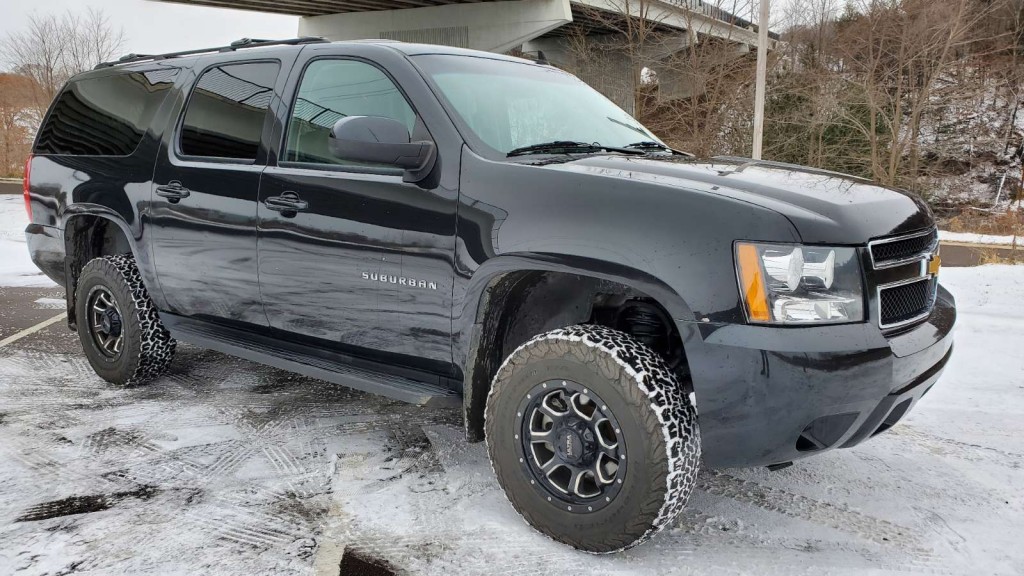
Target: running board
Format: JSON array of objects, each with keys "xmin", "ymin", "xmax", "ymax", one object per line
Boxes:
[{"xmin": 161, "ymin": 314, "xmax": 459, "ymax": 408}]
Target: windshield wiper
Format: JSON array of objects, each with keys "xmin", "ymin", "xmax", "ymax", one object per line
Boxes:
[
  {"xmin": 607, "ymin": 117, "xmax": 651, "ymax": 137},
  {"xmin": 624, "ymin": 141, "xmax": 695, "ymax": 157},
  {"xmin": 507, "ymin": 140, "xmax": 644, "ymax": 157},
  {"xmin": 624, "ymin": 141, "xmax": 669, "ymax": 150}
]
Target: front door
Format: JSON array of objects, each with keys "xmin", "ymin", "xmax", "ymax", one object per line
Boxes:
[
  {"xmin": 150, "ymin": 60, "xmax": 283, "ymax": 325},
  {"xmin": 257, "ymin": 56, "xmax": 456, "ymax": 372}
]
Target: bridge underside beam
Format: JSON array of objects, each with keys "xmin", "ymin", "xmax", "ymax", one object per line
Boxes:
[
  {"xmin": 153, "ymin": 0, "xmax": 515, "ymax": 17},
  {"xmin": 298, "ymin": 0, "xmax": 573, "ymax": 53},
  {"xmin": 570, "ymin": 0, "xmax": 760, "ymax": 46}
]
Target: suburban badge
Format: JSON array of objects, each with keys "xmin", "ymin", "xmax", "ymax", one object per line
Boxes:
[{"xmin": 361, "ymin": 272, "xmax": 437, "ymax": 290}]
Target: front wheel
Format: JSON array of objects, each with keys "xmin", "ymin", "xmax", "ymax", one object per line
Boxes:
[{"xmin": 485, "ymin": 324, "xmax": 700, "ymax": 553}]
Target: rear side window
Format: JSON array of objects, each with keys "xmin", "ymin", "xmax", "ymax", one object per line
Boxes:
[
  {"xmin": 179, "ymin": 62, "xmax": 280, "ymax": 161},
  {"xmin": 34, "ymin": 69, "xmax": 178, "ymax": 156}
]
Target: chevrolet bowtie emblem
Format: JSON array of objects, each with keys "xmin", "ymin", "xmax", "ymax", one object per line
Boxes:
[{"xmin": 927, "ymin": 252, "xmax": 941, "ymax": 277}]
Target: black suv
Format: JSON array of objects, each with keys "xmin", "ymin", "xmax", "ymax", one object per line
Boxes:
[{"xmin": 24, "ymin": 38, "xmax": 955, "ymax": 553}]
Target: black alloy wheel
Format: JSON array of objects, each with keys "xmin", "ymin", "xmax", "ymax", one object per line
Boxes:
[
  {"xmin": 86, "ymin": 286, "xmax": 125, "ymax": 359},
  {"xmin": 517, "ymin": 380, "xmax": 625, "ymax": 513}
]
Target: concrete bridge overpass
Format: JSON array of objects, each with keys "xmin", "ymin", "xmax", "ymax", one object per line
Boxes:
[{"xmin": 153, "ymin": 0, "xmax": 774, "ymax": 110}]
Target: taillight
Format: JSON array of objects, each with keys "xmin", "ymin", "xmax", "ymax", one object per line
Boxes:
[{"xmin": 23, "ymin": 154, "xmax": 32, "ymax": 220}]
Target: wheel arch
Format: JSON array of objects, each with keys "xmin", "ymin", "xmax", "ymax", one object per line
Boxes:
[
  {"xmin": 62, "ymin": 206, "xmax": 149, "ymax": 330},
  {"xmin": 458, "ymin": 253, "xmax": 695, "ymax": 442}
]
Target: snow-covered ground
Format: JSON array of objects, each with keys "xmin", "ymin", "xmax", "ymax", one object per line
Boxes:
[
  {"xmin": 0, "ymin": 196, "xmax": 56, "ymax": 288},
  {"xmin": 0, "ymin": 265, "xmax": 1021, "ymax": 575},
  {"xmin": 939, "ymin": 230, "xmax": 1020, "ymax": 247}
]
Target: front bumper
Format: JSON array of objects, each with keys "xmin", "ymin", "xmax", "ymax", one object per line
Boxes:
[{"xmin": 683, "ymin": 284, "xmax": 955, "ymax": 468}]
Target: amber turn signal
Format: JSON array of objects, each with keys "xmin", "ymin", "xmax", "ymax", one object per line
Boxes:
[{"xmin": 736, "ymin": 242, "xmax": 771, "ymax": 322}]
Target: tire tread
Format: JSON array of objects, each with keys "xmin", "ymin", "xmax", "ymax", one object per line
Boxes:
[
  {"xmin": 76, "ymin": 255, "xmax": 176, "ymax": 386},
  {"xmin": 485, "ymin": 324, "xmax": 700, "ymax": 553}
]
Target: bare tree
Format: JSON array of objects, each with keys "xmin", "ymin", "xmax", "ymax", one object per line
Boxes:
[
  {"xmin": 651, "ymin": 0, "xmax": 762, "ymax": 156},
  {"xmin": 560, "ymin": 0, "xmax": 761, "ymax": 156},
  {"xmin": 828, "ymin": 0, "xmax": 1002, "ymax": 188},
  {"xmin": 2, "ymin": 7, "xmax": 126, "ymax": 115},
  {"xmin": 0, "ymin": 73, "xmax": 38, "ymax": 177},
  {"xmin": 559, "ymin": 0, "xmax": 673, "ymax": 117}
]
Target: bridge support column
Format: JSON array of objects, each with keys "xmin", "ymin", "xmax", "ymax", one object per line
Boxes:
[{"xmin": 522, "ymin": 35, "xmax": 637, "ymax": 113}]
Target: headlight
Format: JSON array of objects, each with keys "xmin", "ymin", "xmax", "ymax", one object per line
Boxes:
[{"xmin": 735, "ymin": 242, "xmax": 864, "ymax": 325}]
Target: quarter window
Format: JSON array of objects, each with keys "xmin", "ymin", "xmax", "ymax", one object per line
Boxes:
[
  {"xmin": 285, "ymin": 60, "xmax": 416, "ymax": 167},
  {"xmin": 179, "ymin": 62, "xmax": 280, "ymax": 161},
  {"xmin": 34, "ymin": 69, "xmax": 178, "ymax": 156}
]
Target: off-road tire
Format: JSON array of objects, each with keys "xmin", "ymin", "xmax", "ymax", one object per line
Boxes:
[
  {"xmin": 485, "ymin": 324, "xmax": 700, "ymax": 553},
  {"xmin": 75, "ymin": 255, "xmax": 176, "ymax": 386}
]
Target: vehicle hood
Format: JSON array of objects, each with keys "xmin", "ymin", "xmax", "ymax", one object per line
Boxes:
[{"xmin": 541, "ymin": 155, "xmax": 933, "ymax": 244}]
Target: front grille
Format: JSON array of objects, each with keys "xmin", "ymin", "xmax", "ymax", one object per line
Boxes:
[
  {"xmin": 869, "ymin": 228, "xmax": 937, "ymax": 268},
  {"xmin": 879, "ymin": 277, "xmax": 936, "ymax": 328}
]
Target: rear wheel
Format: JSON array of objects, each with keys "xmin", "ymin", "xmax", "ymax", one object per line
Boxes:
[
  {"xmin": 485, "ymin": 324, "xmax": 700, "ymax": 553},
  {"xmin": 75, "ymin": 255, "xmax": 176, "ymax": 386}
]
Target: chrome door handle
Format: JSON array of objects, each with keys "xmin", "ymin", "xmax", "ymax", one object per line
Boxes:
[
  {"xmin": 155, "ymin": 181, "xmax": 191, "ymax": 203},
  {"xmin": 264, "ymin": 191, "xmax": 308, "ymax": 216}
]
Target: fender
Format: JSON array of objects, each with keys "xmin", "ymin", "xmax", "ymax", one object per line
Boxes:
[
  {"xmin": 61, "ymin": 205, "xmax": 163, "ymax": 324},
  {"xmin": 455, "ymin": 252, "xmax": 696, "ymax": 442},
  {"xmin": 455, "ymin": 252, "xmax": 695, "ymax": 363}
]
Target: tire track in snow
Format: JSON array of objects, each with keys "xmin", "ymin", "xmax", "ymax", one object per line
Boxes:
[
  {"xmin": 187, "ymin": 508, "xmax": 301, "ymax": 549},
  {"xmin": 891, "ymin": 425, "xmax": 1023, "ymax": 468},
  {"xmin": 80, "ymin": 427, "xmax": 162, "ymax": 458},
  {"xmin": 263, "ymin": 444, "xmax": 306, "ymax": 476},
  {"xmin": 697, "ymin": 470, "xmax": 916, "ymax": 545}
]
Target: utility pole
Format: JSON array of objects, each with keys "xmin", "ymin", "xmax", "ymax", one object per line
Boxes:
[{"xmin": 752, "ymin": 0, "xmax": 770, "ymax": 159}]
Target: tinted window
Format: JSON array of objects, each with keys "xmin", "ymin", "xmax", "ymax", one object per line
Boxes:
[
  {"xmin": 35, "ymin": 69, "xmax": 178, "ymax": 156},
  {"xmin": 180, "ymin": 62, "xmax": 279, "ymax": 160},
  {"xmin": 285, "ymin": 59, "xmax": 416, "ymax": 166}
]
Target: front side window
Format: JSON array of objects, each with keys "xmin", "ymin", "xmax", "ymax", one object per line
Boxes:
[
  {"xmin": 285, "ymin": 59, "xmax": 416, "ymax": 167},
  {"xmin": 35, "ymin": 69, "xmax": 178, "ymax": 156},
  {"xmin": 412, "ymin": 55, "xmax": 663, "ymax": 157},
  {"xmin": 179, "ymin": 61, "xmax": 280, "ymax": 161}
]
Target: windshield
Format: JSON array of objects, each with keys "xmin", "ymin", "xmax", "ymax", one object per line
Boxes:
[{"xmin": 412, "ymin": 54, "xmax": 664, "ymax": 157}]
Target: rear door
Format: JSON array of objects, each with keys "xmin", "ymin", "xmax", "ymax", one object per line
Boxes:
[
  {"xmin": 149, "ymin": 59, "xmax": 284, "ymax": 325},
  {"xmin": 257, "ymin": 52, "xmax": 457, "ymax": 372}
]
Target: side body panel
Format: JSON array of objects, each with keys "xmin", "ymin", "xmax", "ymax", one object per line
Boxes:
[
  {"xmin": 148, "ymin": 52, "xmax": 299, "ymax": 325},
  {"xmin": 257, "ymin": 44, "xmax": 465, "ymax": 378}
]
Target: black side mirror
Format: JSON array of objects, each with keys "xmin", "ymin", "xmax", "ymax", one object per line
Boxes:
[{"xmin": 328, "ymin": 116, "xmax": 436, "ymax": 182}]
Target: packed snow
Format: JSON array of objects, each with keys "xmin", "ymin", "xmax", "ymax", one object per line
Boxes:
[
  {"xmin": 939, "ymin": 229, "xmax": 1020, "ymax": 247},
  {"xmin": 0, "ymin": 196, "xmax": 56, "ymax": 288},
  {"xmin": 0, "ymin": 235, "xmax": 1021, "ymax": 573}
]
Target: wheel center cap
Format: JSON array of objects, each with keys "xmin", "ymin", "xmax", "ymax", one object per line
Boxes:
[
  {"xmin": 554, "ymin": 418, "xmax": 597, "ymax": 465},
  {"xmin": 555, "ymin": 429, "xmax": 583, "ymax": 463},
  {"xmin": 100, "ymin": 309, "xmax": 122, "ymax": 337}
]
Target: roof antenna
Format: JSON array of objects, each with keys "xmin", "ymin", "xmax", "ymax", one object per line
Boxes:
[{"xmin": 536, "ymin": 50, "xmax": 549, "ymax": 65}]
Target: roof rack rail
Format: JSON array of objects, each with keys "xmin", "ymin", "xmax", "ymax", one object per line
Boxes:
[{"xmin": 94, "ymin": 37, "xmax": 328, "ymax": 69}]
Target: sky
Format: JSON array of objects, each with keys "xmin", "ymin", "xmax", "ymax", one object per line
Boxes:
[{"xmin": 0, "ymin": 0, "xmax": 299, "ymax": 59}]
